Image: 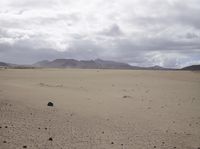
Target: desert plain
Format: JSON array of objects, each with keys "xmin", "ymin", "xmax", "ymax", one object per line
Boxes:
[{"xmin": 0, "ymin": 68, "xmax": 200, "ymax": 149}]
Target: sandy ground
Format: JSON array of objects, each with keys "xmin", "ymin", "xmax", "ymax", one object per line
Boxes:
[{"xmin": 0, "ymin": 68, "xmax": 200, "ymax": 149}]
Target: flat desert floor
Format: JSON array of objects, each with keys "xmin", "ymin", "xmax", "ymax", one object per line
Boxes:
[{"xmin": 0, "ymin": 69, "xmax": 200, "ymax": 149}]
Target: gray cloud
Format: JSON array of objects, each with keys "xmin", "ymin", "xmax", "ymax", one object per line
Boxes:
[
  {"xmin": 0, "ymin": 0, "xmax": 200, "ymax": 68},
  {"xmin": 99, "ymin": 24, "xmax": 123, "ymax": 37}
]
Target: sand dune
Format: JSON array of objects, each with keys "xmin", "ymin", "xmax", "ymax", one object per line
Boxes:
[{"xmin": 0, "ymin": 69, "xmax": 200, "ymax": 149}]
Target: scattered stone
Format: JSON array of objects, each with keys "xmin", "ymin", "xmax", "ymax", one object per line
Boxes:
[
  {"xmin": 45, "ymin": 128, "xmax": 47, "ymax": 130},
  {"xmin": 5, "ymin": 126, "xmax": 8, "ymax": 128},
  {"xmin": 111, "ymin": 142, "xmax": 114, "ymax": 144},
  {"xmin": 123, "ymin": 95, "xmax": 130, "ymax": 98},
  {"xmin": 121, "ymin": 144, "xmax": 123, "ymax": 146},
  {"xmin": 0, "ymin": 126, "xmax": 1, "ymax": 128},
  {"xmin": 49, "ymin": 137, "xmax": 53, "ymax": 141},
  {"xmin": 47, "ymin": 102, "xmax": 54, "ymax": 107},
  {"xmin": 162, "ymin": 142, "xmax": 165, "ymax": 144},
  {"xmin": 186, "ymin": 133, "xmax": 191, "ymax": 136},
  {"xmin": 154, "ymin": 146, "xmax": 156, "ymax": 148},
  {"xmin": 102, "ymin": 131, "xmax": 104, "ymax": 134},
  {"xmin": 3, "ymin": 141, "xmax": 7, "ymax": 143},
  {"xmin": 38, "ymin": 127, "xmax": 40, "ymax": 129},
  {"xmin": 23, "ymin": 145, "xmax": 27, "ymax": 148},
  {"xmin": 174, "ymin": 147, "xmax": 176, "ymax": 148}
]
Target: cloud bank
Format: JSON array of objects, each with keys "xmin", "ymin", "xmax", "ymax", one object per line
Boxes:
[{"xmin": 0, "ymin": 0, "xmax": 200, "ymax": 68}]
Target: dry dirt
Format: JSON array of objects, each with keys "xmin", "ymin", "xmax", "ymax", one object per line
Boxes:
[{"xmin": 0, "ymin": 68, "xmax": 200, "ymax": 149}]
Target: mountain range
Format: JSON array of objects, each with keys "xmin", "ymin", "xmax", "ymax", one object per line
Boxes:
[
  {"xmin": 0, "ymin": 59, "xmax": 199, "ymax": 70},
  {"xmin": 33, "ymin": 59, "xmax": 136, "ymax": 69}
]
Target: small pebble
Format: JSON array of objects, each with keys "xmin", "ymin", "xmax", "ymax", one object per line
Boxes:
[
  {"xmin": 47, "ymin": 102, "xmax": 54, "ymax": 107},
  {"xmin": 49, "ymin": 137, "xmax": 53, "ymax": 141},
  {"xmin": 23, "ymin": 145, "xmax": 27, "ymax": 148}
]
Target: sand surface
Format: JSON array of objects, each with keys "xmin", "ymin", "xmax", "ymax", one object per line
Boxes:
[{"xmin": 0, "ymin": 68, "xmax": 200, "ymax": 149}]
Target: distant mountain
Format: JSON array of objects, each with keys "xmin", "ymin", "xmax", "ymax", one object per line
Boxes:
[
  {"xmin": 93, "ymin": 59, "xmax": 135, "ymax": 69},
  {"xmin": 33, "ymin": 59, "xmax": 177, "ymax": 70},
  {"xmin": 181, "ymin": 65, "xmax": 200, "ymax": 71},
  {"xmin": 33, "ymin": 59, "xmax": 136, "ymax": 69},
  {"xmin": 0, "ymin": 62, "xmax": 34, "ymax": 69},
  {"xmin": 34, "ymin": 59, "xmax": 79, "ymax": 68},
  {"xmin": 148, "ymin": 65, "xmax": 166, "ymax": 70},
  {"xmin": 143, "ymin": 65, "xmax": 175, "ymax": 70},
  {"xmin": 0, "ymin": 62, "xmax": 9, "ymax": 67},
  {"xmin": 0, "ymin": 59, "xmax": 185, "ymax": 70}
]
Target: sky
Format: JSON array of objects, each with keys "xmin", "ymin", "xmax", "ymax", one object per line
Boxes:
[{"xmin": 0, "ymin": 0, "xmax": 200, "ymax": 68}]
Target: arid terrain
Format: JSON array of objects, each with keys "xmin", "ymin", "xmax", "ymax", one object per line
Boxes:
[{"xmin": 0, "ymin": 68, "xmax": 200, "ymax": 149}]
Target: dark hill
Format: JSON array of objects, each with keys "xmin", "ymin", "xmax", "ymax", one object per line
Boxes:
[
  {"xmin": 0, "ymin": 62, "xmax": 9, "ymax": 67},
  {"xmin": 181, "ymin": 65, "xmax": 200, "ymax": 71}
]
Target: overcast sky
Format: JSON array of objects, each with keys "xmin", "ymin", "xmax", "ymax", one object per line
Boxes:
[{"xmin": 0, "ymin": 0, "xmax": 200, "ymax": 68}]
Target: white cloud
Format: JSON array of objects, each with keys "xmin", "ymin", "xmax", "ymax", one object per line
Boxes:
[{"xmin": 0, "ymin": 0, "xmax": 200, "ymax": 67}]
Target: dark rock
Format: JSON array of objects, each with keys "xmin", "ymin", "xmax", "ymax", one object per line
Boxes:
[
  {"xmin": 3, "ymin": 141, "xmax": 7, "ymax": 143},
  {"xmin": 123, "ymin": 95, "xmax": 131, "ymax": 98},
  {"xmin": 47, "ymin": 102, "xmax": 54, "ymax": 107},
  {"xmin": 23, "ymin": 145, "xmax": 27, "ymax": 148},
  {"xmin": 49, "ymin": 137, "xmax": 53, "ymax": 141},
  {"xmin": 111, "ymin": 142, "xmax": 114, "ymax": 144}
]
